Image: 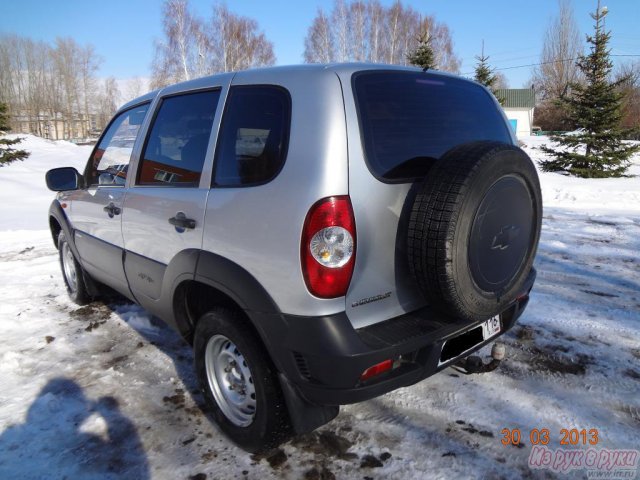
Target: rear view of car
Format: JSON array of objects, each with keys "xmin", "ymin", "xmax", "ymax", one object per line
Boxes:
[{"xmin": 46, "ymin": 64, "xmax": 541, "ymax": 453}]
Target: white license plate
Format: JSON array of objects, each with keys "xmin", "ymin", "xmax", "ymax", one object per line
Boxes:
[{"xmin": 481, "ymin": 315, "xmax": 501, "ymax": 339}]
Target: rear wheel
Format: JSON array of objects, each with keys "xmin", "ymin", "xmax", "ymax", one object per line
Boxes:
[
  {"xmin": 58, "ymin": 231, "xmax": 90, "ymax": 305},
  {"xmin": 194, "ymin": 308, "xmax": 291, "ymax": 452}
]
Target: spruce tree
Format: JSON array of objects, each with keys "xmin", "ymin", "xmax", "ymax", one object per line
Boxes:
[
  {"xmin": 540, "ymin": 2, "xmax": 639, "ymax": 178},
  {"xmin": 407, "ymin": 31, "xmax": 436, "ymax": 70},
  {"xmin": 0, "ymin": 102, "xmax": 29, "ymax": 167},
  {"xmin": 474, "ymin": 42, "xmax": 504, "ymax": 104}
]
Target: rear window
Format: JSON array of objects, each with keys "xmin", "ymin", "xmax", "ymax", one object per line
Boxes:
[{"xmin": 353, "ymin": 71, "xmax": 512, "ymax": 181}]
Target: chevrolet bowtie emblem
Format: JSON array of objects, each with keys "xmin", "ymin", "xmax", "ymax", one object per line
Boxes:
[{"xmin": 491, "ymin": 225, "xmax": 520, "ymax": 250}]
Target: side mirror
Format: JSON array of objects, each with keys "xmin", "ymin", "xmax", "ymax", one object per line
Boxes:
[{"xmin": 45, "ymin": 167, "xmax": 83, "ymax": 191}]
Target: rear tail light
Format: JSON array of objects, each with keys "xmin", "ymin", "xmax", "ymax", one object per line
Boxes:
[{"xmin": 301, "ymin": 196, "xmax": 356, "ymax": 298}]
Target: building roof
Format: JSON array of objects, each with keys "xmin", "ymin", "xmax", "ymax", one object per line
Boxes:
[{"xmin": 495, "ymin": 88, "xmax": 536, "ymax": 109}]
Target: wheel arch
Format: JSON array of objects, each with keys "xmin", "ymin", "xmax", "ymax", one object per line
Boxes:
[
  {"xmin": 49, "ymin": 215, "xmax": 62, "ymax": 249},
  {"xmin": 48, "ymin": 200, "xmax": 81, "ymax": 260},
  {"xmin": 168, "ymin": 250, "xmax": 281, "ymax": 348}
]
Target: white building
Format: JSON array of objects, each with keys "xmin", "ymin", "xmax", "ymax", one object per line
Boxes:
[{"xmin": 495, "ymin": 88, "xmax": 536, "ymax": 137}]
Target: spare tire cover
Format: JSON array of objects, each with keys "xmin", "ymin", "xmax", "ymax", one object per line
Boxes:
[{"xmin": 406, "ymin": 141, "xmax": 542, "ymax": 321}]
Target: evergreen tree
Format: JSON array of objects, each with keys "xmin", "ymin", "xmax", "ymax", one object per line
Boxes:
[
  {"xmin": 407, "ymin": 31, "xmax": 435, "ymax": 70},
  {"xmin": 474, "ymin": 42, "xmax": 504, "ymax": 104},
  {"xmin": 540, "ymin": 2, "xmax": 639, "ymax": 177},
  {"xmin": 0, "ymin": 102, "xmax": 30, "ymax": 167}
]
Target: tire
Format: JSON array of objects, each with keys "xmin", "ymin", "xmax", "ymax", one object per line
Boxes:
[
  {"xmin": 407, "ymin": 141, "xmax": 542, "ymax": 321},
  {"xmin": 194, "ymin": 308, "xmax": 291, "ymax": 452},
  {"xmin": 58, "ymin": 231, "xmax": 91, "ymax": 305}
]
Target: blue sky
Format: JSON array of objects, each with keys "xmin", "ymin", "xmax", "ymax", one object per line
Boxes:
[{"xmin": 2, "ymin": 0, "xmax": 639, "ymax": 88}]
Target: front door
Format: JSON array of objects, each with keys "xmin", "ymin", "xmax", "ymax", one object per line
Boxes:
[
  {"xmin": 70, "ymin": 103, "xmax": 150, "ymax": 293},
  {"xmin": 122, "ymin": 87, "xmax": 224, "ymax": 305}
]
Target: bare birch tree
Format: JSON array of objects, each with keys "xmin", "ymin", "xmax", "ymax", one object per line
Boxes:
[
  {"xmin": 367, "ymin": 0, "xmax": 384, "ymax": 62},
  {"xmin": 616, "ymin": 61, "xmax": 640, "ymax": 135},
  {"xmin": 97, "ymin": 77, "xmax": 121, "ymax": 128},
  {"xmin": 23, "ymin": 39, "xmax": 50, "ymax": 137},
  {"xmin": 350, "ymin": 1, "xmax": 367, "ymax": 62},
  {"xmin": 123, "ymin": 77, "xmax": 147, "ymax": 103},
  {"xmin": 152, "ymin": 0, "xmax": 275, "ymax": 88},
  {"xmin": 208, "ymin": 4, "xmax": 275, "ymax": 73},
  {"xmin": 333, "ymin": 0, "xmax": 350, "ymax": 61},
  {"xmin": 0, "ymin": 34, "xmax": 103, "ymax": 139},
  {"xmin": 304, "ymin": 9, "xmax": 335, "ymax": 63},
  {"xmin": 530, "ymin": 0, "xmax": 582, "ymax": 130},
  {"xmin": 532, "ymin": 0, "xmax": 582, "ymax": 100},
  {"xmin": 303, "ymin": 0, "xmax": 460, "ymax": 73},
  {"xmin": 52, "ymin": 38, "xmax": 83, "ymax": 138},
  {"xmin": 78, "ymin": 45, "xmax": 101, "ymax": 137},
  {"xmin": 385, "ymin": 1, "xmax": 403, "ymax": 64},
  {"xmin": 151, "ymin": 0, "xmax": 202, "ymax": 88}
]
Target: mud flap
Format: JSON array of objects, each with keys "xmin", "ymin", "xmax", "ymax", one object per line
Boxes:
[{"xmin": 278, "ymin": 373, "xmax": 339, "ymax": 434}]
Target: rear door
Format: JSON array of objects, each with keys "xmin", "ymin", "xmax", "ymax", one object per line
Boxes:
[
  {"xmin": 342, "ymin": 70, "xmax": 513, "ymax": 328},
  {"xmin": 121, "ymin": 83, "xmax": 226, "ymax": 304},
  {"xmin": 70, "ymin": 103, "xmax": 150, "ymax": 293}
]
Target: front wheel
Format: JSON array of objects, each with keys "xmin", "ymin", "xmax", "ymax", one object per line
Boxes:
[
  {"xmin": 194, "ymin": 308, "xmax": 292, "ymax": 452},
  {"xmin": 58, "ymin": 231, "xmax": 90, "ymax": 305}
]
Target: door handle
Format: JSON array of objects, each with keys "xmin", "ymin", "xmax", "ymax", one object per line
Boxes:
[
  {"xmin": 103, "ymin": 202, "xmax": 121, "ymax": 218},
  {"xmin": 169, "ymin": 212, "xmax": 196, "ymax": 230}
]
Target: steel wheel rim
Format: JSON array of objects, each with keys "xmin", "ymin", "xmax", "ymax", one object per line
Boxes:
[
  {"xmin": 61, "ymin": 242, "xmax": 78, "ymax": 293},
  {"xmin": 205, "ymin": 334, "xmax": 256, "ymax": 427}
]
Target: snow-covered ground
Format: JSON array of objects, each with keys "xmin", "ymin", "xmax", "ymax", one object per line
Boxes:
[{"xmin": 0, "ymin": 135, "xmax": 638, "ymax": 479}]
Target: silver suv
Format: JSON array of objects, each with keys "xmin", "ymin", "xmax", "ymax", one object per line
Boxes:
[{"xmin": 46, "ymin": 64, "xmax": 541, "ymax": 452}]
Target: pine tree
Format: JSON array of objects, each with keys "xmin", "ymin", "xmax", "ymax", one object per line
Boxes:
[
  {"xmin": 540, "ymin": 1, "xmax": 639, "ymax": 178},
  {"xmin": 407, "ymin": 31, "xmax": 435, "ymax": 70},
  {"xmin": 474, "ymin": 42, "xmax": 504, "ymax": 104},
  {"xmin": 0, "ymin": 102, "xmax": 29, "ymax": 167}
]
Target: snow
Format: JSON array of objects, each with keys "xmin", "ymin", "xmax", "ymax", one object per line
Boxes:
[
  {"xmin": 0, "ymin": 135, "xmax": 639, "ymax": 479},
  {"xmin": 0, "ymin": 135, "xmax": 91, "ymax": 230}
]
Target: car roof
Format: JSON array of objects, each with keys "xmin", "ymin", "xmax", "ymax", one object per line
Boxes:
[{"xmin": 119, "ymin": 63, "xmax": 470, "ymax": 112}]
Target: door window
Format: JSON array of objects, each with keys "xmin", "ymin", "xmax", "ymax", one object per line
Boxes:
[
  {"xmin": 86, "ymin": 104, "xmax": 150, "ymax": 186},
  {"xmin": 137, "ymin": 90, "xmax": 220, "ymax": 186}
]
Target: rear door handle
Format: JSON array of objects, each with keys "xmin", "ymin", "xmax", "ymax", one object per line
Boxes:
[
  {"xmin": 103, "ymin": 202, "xmax": 121, "ymax": 218},
  {"xmin": 169, "ymin": 212, "xmax": 196, "ymax": 230}
]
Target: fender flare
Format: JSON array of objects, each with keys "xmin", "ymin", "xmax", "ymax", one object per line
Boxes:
[
  {"xmin": 144, "ymin": 249, "xmax": 282, "ymax": 342},
  {"xmin": 193, "ymin": 250, "xmax": 280, "ymax": 314},
  {"xmin": 48, "ymin": 200, "xmax": 78, "ymax": 257},
  {"xmin": 48, "ymin": 200, "xmax": 102, "ymax": 297}
]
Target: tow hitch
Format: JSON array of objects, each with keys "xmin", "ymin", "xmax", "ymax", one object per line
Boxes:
[{"xmin": 455, "ymin": 342, "xmax": 506, "ymax": 374}]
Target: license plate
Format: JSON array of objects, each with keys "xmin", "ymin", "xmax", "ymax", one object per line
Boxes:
[{"xmin": 481, "ymin": 315, "xmax": 501, "ymax": 339}]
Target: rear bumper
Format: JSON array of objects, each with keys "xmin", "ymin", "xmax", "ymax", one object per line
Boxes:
[{"xmin": 256, "ymin": 268, "xmax": 535, "ymax": 406}]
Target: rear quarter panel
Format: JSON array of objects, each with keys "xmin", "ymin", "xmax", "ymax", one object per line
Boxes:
[{"xmin": 202, "ymin": 67, "xmax": 349, "ymax": 316}]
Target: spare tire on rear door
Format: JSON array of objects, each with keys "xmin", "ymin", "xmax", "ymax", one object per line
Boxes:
[{"xmin": 407, "ymin": 141, "xmax": 542, "ymax": 321}]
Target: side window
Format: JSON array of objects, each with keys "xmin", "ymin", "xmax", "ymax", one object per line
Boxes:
[
  {"xmin": 137, "ymin": 90, "xmax": 220, "ymax": 186},
  {"xmin": 214, "ymin": 86, "xmax": 291, "ymax": 187},
  {"xmin": 86, "ymin": 104, "xmax": 150, "ymax": 186}
]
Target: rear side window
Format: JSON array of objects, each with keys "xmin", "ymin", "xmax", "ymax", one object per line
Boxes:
[
  {"xmin": 137, "ymin": 90, "xmax": 220, "ymax": 186},
  {"xmin": 353, "ymin": 71, "xmax": 512, "ymax": 181},
  {"xmin": 213, "ymin": 86, "xmax": 290, "ymax": 187}
]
